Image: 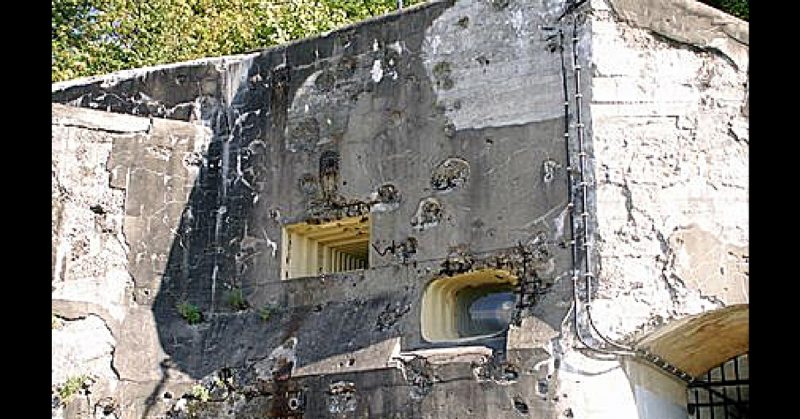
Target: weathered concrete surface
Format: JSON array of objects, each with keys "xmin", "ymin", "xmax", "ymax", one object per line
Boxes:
[
  {"xmin": 421, "ymin": 0, "xmax": 566, "ymax": 129},
  {"xmin": 589, "ymin": 0, "xmax": 748, "ymax": 341},
  {"xmin": 51, "ymin": 0, "xmax": 748, "ymax": 418},
  {"xmin": 547, "ymin": 1, "xmax": 748, "ymax": 418},
  {"xmin": 52, "ymin": 104, "xmax": 208, "ymax": 417}
]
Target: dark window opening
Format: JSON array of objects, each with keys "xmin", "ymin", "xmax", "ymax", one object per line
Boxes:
[
  {"xmin": 421, "ymin": 269, "xmax": 518, "ymax": 342},
  {"xmin": 458, "ymin": 287, "xmax": 515, "ymax": 337},
  {"xmin": 687, "ymin": 353, "xmax": 749, "ymax": 419},
  {"xmin": 281, "ymin": 216, "xmax": 370, "ymax": 279}
]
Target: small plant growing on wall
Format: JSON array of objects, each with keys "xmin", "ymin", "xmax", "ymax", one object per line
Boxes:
[
  {"xmin": 58, "ymin": 375, "xmax": 92, "ymax": 404},
  {"xmin": 226, "ymin": 288, "xmax": 249, "ymax": 311},
  {"xmin": 190, "ymin": 384, "xmax": 210, "ymax": 403},
  {"xmin": 258, "ymin": 304, "xmax": 275, "ymax": 322},
  {"xmin": 177, "ymin": 302, "xmax": 202, "ymax": 325}
]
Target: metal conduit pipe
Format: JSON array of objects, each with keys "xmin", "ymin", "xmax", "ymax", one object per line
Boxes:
[
  {"xmin": 569, "ymin": 19, "xmax": 636, "ymax": 353},
  {"xmin": 558, "ymin": 27, "xmax": 633, "ymax": 357},
  {"xmin": 554, "ymin": 14, "xmax": 699, "ymax": 382}
]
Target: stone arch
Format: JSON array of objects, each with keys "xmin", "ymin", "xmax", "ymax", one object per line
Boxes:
[
  {"xmin": 619, "ymin": 304, "xmax": 749, "ymax": 419},
  {"xmin": 637, "ymin": 304, "xmax": 748, "ymax": 377}
]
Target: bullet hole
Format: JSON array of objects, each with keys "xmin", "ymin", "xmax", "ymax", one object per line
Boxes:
[
  {"xmin": 337, "ymin": 55, "xmax": 358, "ymax": 79},
  {"xmin": 163, "ymin": 392, "xmax": 173, "ymax": 399},
  {"xmin": 411, "ymin": 197, "xmax": 443, "ymax": 231},
  {"xmin": 315, "ymin": 71, "xmax": 335, "ymax": 92},
  {"xmin": 319, "ymin": 150, "xmax": 340, "ymax": 199},
  {"xmin": 298, "ymin": 173, "xmax": 319, "ymax": 196},
  {"xmin": 503, "ymin": 367, "xmax": 519, "ymax": 381},
  {"xmin": 564, "ymin": 408, "xmax": 574, "ymax": 417},
  {"xmin": 377, "ymin": 183, "xmax": 401, "ymax": 205},
  {"xmin": 486, "ymin": 138, "xmax": 494, "ymax": 145},
  {"xmin": 537, "ymin": 378, "xmax": 549, "ymax": 395},
  {"xmin": 175, "ymin": 74, "xmax": 187, "ymax": 85},
  {"xmin": 476, "ymin": 55, "xmax": 491, "ymax": 66},
  {"xmin": 348, "ymin": 358, "xmax": 356, "ymax": 366},
  {"xmin": 288, "ymin": 117, "xmax": 320, "ymax": 151},
  {"xmin": 432, "ymin": 61, "xmax": 454, "ymax": 90},
  {"xmin": 457, "ymin": 16, "xmax": 470, "ymax": 28},
  {"xmin": 376, "ymin": 301, "xmax": 412, "ymax": 331},
  {"xmin": 542, "ymin": 159, "xmax": 561, "ymax": 183},
  {"xmin": 94, "ymin": 397, "xmax": 117, "ymax": 416},
  {"xmin": 313, "ymin": 304, "xmax": 324, "ymax": 312},
  {"xmin": 444, "ymin": 121, "xmax": 456, "ymax": 138},
  {"xmin": 248, "ymin": 73, "xmax": 262, "ymax": 85},
  {"xmin": 514, "ymin": 397, "xmax": 529, "ymax": 414},
  {"xmin": 431, "ymin": 157, "xmax": 470, "ymax": 192},
  {"xmin": 183, "ymin": 151, "xmax": 204, "ymax": 167},
  {"xmin": 288, "ymin": 396, "xmax": 303, "ymax": 411},
  {"xmin": 491, "ymin": 0, "xmax": 510, "ymax": 10},
  {"xmin": 90, "ymin": 205, "xmax": 106, "ymax": 215},
  {"xmin": 269, "ymin": 209, "xmax": 281, "ymax": 220}
]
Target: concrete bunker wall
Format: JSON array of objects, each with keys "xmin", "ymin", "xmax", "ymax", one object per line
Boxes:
[
  {"xmin": 52, "ymin": 1, "xmax": 581, "ymax": 417},
  {"xmin": 51, "ymin": 0, "xmax": 748, "ymax": 418}
]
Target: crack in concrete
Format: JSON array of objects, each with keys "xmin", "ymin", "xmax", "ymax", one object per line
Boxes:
[{"xmin": 53, "ymin": 120, "xmax": 154, "ymax": 135}]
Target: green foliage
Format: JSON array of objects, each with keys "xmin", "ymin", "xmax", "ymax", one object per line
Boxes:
[
  {"xmin": 226, "ymin": 288, "xmax": 249, "ymax": 311},
  {"xmin": 177, "ymin": 301, "xmax": 202, "ymax": 325},
  {"xmin": 190, "ymin": 384, "xmax": 210, "ymax": 402},
  {"xmin": 58, "ymin": 375, "xmax": 90, "ymax": 403},
  {"xmin": 698, "ymin": 0, "xmax": 748, "ymax": 20},
  {"xmin": 258, "ymin": 304, "xmax": 275, "ymax": 322},
  {"xmin": 52, "ymin": 0, "xmax": 427, "ymax": 82}
]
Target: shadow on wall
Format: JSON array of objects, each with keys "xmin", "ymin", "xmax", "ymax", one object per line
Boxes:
[
  {"xmin": 54, "ymin": 4, "xmax": 460, "ymax": 414},
  {"xmin": 51, "ymin": 2, "xmax": 583, "ymax": 416}
]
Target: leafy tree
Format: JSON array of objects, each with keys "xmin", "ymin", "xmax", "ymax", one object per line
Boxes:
[
  {"xmin": 698, "ymin": 0, "xmax": 748, "ymax": 21},
  {"xmin": 52, "ymin": 0, "xmax": 425, "ymax": 82},
  {"xmin": 53, "ymin": 1, "xmax": 746, "ymax": 83}
]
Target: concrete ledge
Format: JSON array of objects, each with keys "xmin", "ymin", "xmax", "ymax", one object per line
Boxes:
[{"xmin": 606, "ymin": 0, "xmax": 748, "ymax": 69}]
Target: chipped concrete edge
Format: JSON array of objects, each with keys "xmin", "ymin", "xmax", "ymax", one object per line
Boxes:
[
  {"xmin": 53, "ymin": 103, "xmax": 153, "ymax": 133},
  {"xmin": 51, "ymin": 53, "xmax": 261, "ymax": 94},
  {"xmin": 604, "ymin": 0, "xmax": 748, "ymax": 69}
]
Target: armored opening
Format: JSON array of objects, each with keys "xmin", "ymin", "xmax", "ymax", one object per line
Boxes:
[
  {"xmin": 281, "ymin": 216, "xmax": 370, "ymax": 279},
  {"xmin": 687, "ymin": 353, "xmax": 749, "ymax": 419},
  {"xmin": 421, "ymin": 269, "xmax": 518, "ymax": 342}
]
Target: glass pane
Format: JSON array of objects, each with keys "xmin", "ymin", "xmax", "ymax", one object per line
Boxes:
[{"xmin": 456, "ymin": 289, "xmax": 515, "ymax": 337}]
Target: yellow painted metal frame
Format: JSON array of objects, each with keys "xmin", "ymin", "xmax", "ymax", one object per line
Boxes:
[
  {"xmin": 420, "ymin": 269, "xmax": 518, "ymax": 342},
  {"xmin": 281, "ymin": 216, "xmax": 371, "ymax": 279}
]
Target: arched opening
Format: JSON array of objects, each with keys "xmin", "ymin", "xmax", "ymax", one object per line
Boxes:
[
  {"xmin": 627, "ymin": 304, "xmax": 749, "ymax": 419},
  {"xmin": 420, "ymin": 269, "xmax": 518, "ymax": 342}
]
